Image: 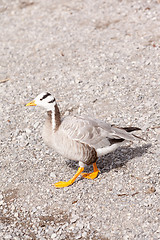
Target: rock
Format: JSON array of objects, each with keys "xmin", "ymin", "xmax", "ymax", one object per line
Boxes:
[
  {"xmin": 50, "ymin": 172, "xmax": 57, "ymax": 178},
  {"xmin": 70, "ymin": 214, "xmax": 79, "ymax": 223},
  {"xmin": 75, "ymin": 232, "xmax": 82, "ymax": 239},
  {"xmin": 25, "ymin": 128, "xmax": 32, "ymax": 135},
  {"xmin": 76, "ymin": 222, "xmax": 84, "ymax": 230}
]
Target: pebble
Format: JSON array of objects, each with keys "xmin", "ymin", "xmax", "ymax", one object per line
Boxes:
[
  {"xmin": 53, "ymin": 226, "xmax": 60, "ymax": 233},
  {"xmin": 25, "ymin": 128, "xmax": 32, "ymax": 135},
  {"xmin": 70, "ymin": 215, "xmax": 79, "ymax": 223},
  {"xmin": 76, "ymin": 222, "xmax": 84, "ymax": 230},
  {"xmin": 34, "ymin": 122, "xmax": 40, "ymax": 129},
  {"xmin": 50, "ymin": 172, "xmax": 57, "ymax": 178},
  {"xmin": 39, "ymin": 237, "xmax": 46, "ymax": 240},
  {"xmin": 82, "ymin": 232, "xmax": 88, "ymax": 238},
  {"xmin": 75, "ymin": 232, "xmax": 82, "ymax": 239},
  {"xmin": 4, "ymin": 235, "xmax": 12, "ymax": 239},
  {"xmin": 8, "ymin": 178, "xmax": 12, "ymax": 183},
  {"xmin": 32, "ymin": 207, "xmax": 37, "ymax": 213},
  {"xmin": 46, "ymin": 226, "xmax": 54, "ymax": 235},
  {"xmin": 155, "ymin": 186, "xmax": 160, "ymax": 194},
  {"xmin": 11, "ymin": 205, "xmax": 15, "ymax": 212}
]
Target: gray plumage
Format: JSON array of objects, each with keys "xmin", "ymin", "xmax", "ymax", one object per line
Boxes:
[{"xmin": 42, "ymin": 109, "xmax": 140, "ymax": 165}]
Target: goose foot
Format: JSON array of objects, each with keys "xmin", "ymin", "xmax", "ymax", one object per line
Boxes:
[
  {"xmin": 54, "ymin": 180, "xmax": 73, "ymax": 188},
  {"xmin": 54, "ymin": 167, "xmax": 84, "ymax": 188},
  {"xmin": 81, "ymin": 162, "xmax": 100, "ymax": 179},
  {"xmin": 81, "ymin": 170, "xmax": 99, "ymax": 179}
]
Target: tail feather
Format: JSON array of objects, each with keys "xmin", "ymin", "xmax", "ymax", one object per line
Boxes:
[
  {"xmin": 110, "ymin": 125, "xmax": 145, "ymax": 141},
  {"xmin": 132, "ymin": 133, "xmax": 146, "ymax": 141},
  {"xmin": 122, "ymin": 127, "xmax": 146, "ymax": 141}
]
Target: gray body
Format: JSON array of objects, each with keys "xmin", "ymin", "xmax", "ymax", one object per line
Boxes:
[{"xmin": 42, "ymin": 110, "xmax": 139, "ymax": 165}]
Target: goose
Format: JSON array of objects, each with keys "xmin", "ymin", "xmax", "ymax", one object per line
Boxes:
[{"xmin": 26, "ymin": 92, "xmax": 141, "ymax": 188}]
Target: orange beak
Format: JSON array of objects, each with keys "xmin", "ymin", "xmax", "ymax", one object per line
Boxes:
[{"xmin": 26, "ymin": 100, "xmax": 36, "ymax": 106}]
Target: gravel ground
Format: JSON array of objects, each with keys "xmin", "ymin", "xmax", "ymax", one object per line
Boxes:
[{"xmin": 0, "ymin": 0, "xmax": 160, "ymax": 239}]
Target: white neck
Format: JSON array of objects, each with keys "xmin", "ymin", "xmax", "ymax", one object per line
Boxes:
[
  {"xmin": 47, "ymin": 104, "xmax": 61, "ymax": 132},
  {"xmin": 51, "ymin": 106, "xmax": 56, "ymax": 131}
]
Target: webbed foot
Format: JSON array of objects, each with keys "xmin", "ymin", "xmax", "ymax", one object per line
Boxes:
[
  {"xmin": 54, "ymin": 167, "xmax": 84, "ymax": 188},
  {"xmin": 54, "ymin": 180, "xmax": 73, "ymax": 188},
  {"xmin": 81, "ymin": 170, "xmax": 99, "ymax": 179},
  {"xmin": 81, "ymin": 162, "xmax": 100, "ymax": 179}
]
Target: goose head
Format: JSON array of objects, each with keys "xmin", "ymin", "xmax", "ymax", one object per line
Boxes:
[{"xmin": 26, "ymin": 92, "xmax": 56, "ymax": 111}]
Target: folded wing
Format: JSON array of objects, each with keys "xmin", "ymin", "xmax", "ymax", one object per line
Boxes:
[{"xmin": 59, "ymin": 115, "xmax": 137, "ymax": 149}]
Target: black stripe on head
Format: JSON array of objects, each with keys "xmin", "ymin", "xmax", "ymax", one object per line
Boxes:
[
  {"xmin": 40, "ymin": 92, "xmax": 51, "ymax": 101},
  {"xmin": 48, "ymin": 98, "xmax": 55, "ymax": 103}
]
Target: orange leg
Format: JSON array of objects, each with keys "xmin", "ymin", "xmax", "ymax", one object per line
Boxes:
[
  {"xmin": 54, "ymin": 167, "xmax": 84, "ymax": 188},
  {"xmin": 81, "ymin": 162, "xmax": 100, "ymax": 179}
]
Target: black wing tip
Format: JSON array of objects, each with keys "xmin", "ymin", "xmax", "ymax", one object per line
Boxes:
[
  {"xmin": 108, "ymin": 138, "xmax": 125, "ymax": 145},
  {"xmin": 122, "ymin": 127, "xmax": 141, "ymax": 132}
]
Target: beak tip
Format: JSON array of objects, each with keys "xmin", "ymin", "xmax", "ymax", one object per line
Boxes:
[{"xmin": 26, "ymin": 100, "xmax": 36, "ymax": 106}]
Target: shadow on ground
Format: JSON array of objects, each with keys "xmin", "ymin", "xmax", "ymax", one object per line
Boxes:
[{"xmin": 66, "ymin": 143, "xmax": 152, "ymax": 174}]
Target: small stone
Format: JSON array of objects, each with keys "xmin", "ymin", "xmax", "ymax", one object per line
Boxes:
[
  {"xmin": 25, "ymin": 128, "xmax": 31, "ymax": 134},
  {"xmin": 145, "ymin": 60, "xmax": 151, "ymax": 65},
  {"xmin": 85, "ymin": 222, "xmax": 90, "ymax": 229},
  {"xmin": 39, "ymin": 237, "xmax": 46, "ymax": 240},
  {"xmin": 14, "ymin": 212, "xmax": 19, "ymax": 218},
  {"xmin": 146, "ymin": 186, "xmax": 156, "ymax": 194},
  {"xmin": 123, "ymin": 236, "xmax": 130, "ymax": 240},
  {"xmin": 75, "ymin": 232, "xmax": 82, "ymax": 239},
  {"xmin": 32, "ymin": 207, "xmax": 37, "ymax": 213},
  {"xmin": 0, "ymin": 194, "xmax": 3, "ymax": 200},
  {"xmin": 11, "ymin": 205, "xmax": 15, "ymax": 212},
  {"xmin": 145, "ymin": 170, "xmax": 151, "ymax": 175},
  {"xmin": 4, "ymin": 235, "xmax": 12, "ymax": 239},
  {"xmin": 50, "ymin": 172, "xmax": 57, "ymax": 178},
  {"xmin": 156, "ymin": 226, "xmax": 160, "ymax": 233},
  {"xmin": 57, "ymin": 228, "xmax": 62, "ymax": 235},
  {"xmin": 68, "ymin": 225, "xmax": 75, "ymax": 231},
  {"xmin": 34, "ymin": 122, "xmax": 40, "ymax": 128},
  {"xmin": 64, "ymin": 110, "xmax": 70, "ymax": 116},
  {"xmin": 82, "ymin": 232, "xmax": 88, "ymax": 238},
  {"xmin": 76, "ymin": 222, "xmax": 84, "ymax": 230},
  {"xmin": 51, "ymin": 233, "xmax": 57, "ymax": 239},
  {"xmin": 14, "ymin": 129, "xmax": 20, "ymax": 137},
  {"xmin": 46, "ymin": 226, "xmax": 54, "ymax": 235},
  {"xmin": 53, "ymin": 226, "xmax": 60, "ymax": 232},
  {"xmin": 8, "ymin": 178, "xmax": 12, "ymax": 183},
  {"xmin": 155, "ymin": 186, "xmax": 160, "ymax": 194},
  {"xmin": 70, "ymin": 214, "xmax": 79, "ymax": 223}
]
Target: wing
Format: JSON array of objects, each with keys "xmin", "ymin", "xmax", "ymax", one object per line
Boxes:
[{"xmin": 59, "ymin": 115, "xmax": 135, "ymax": 149}]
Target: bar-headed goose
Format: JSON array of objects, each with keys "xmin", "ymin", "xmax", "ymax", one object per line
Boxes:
[{"xmin": 26, "ymin": 92, "xmax": 141, "ymax": 188}]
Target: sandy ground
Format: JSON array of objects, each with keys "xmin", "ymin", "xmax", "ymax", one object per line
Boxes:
[{"xmin": 0, "ymin": 0, "xmax": 160, "ymax": 239}]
